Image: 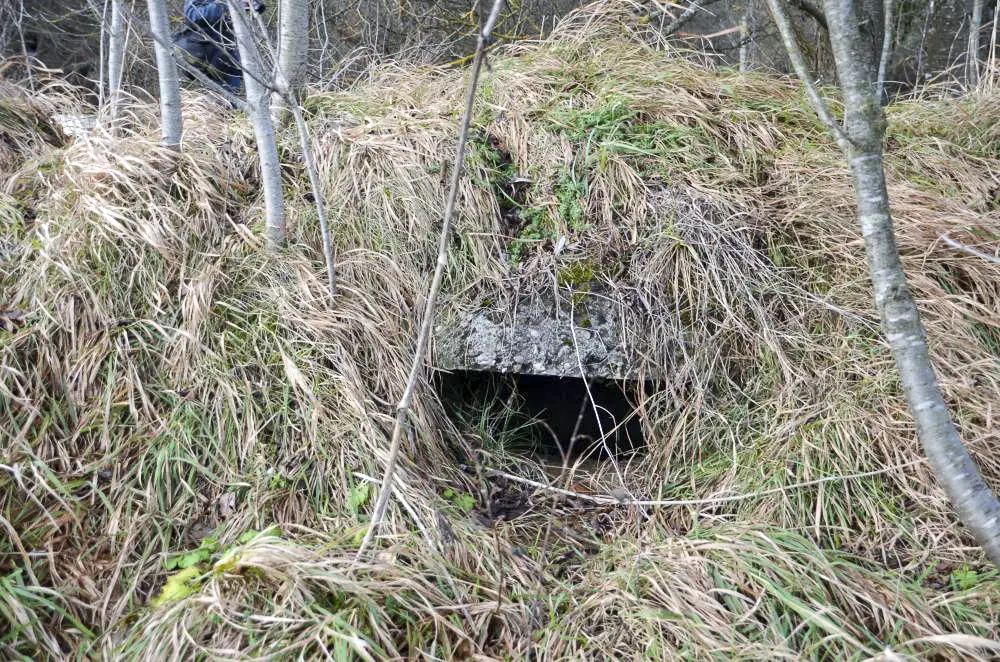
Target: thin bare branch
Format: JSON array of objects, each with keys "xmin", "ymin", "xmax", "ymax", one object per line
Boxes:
[
  {"xmin": 251, "ymin": 12, "xmax": 337, "ymax": 297},
  {"xmin": 356, "ymin": 0, "xmax": 506, "ymax": 559},
  {"xmin": 940, "ymin": 233, "xmax": 1000, "ymax": 265},
  {"xmin": 487, "ymin": 460, "xmax": 927, "ymax": 507},
  {"xmin": 764, "ymin": 0, "xmax": 850, "ymax": 150},
  {"xmin": 877, "ymin": 0, "xmax": 895, "ymax": 98},
  {"xmin": 662, "ymin": 0, "xmax": 725, "ymax": 36},
  {"xmin": 788, "ymin": 0, "xmax": 827, "ymax": 30}
]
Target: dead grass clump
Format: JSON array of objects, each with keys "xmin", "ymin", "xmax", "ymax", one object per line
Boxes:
[
  {"xmin": 3, "ymin": 2, "xmax": 1000, "ymax": 658},
  {"xmin": 0, "ymin": 79, "xmax": 65, "ymax": 173}
]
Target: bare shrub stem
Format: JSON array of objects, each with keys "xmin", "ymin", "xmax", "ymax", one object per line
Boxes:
[
  {"xmin": 228, "ymin": 0, "xmax": 286, "ymax": 247},
  {"xmin": 146, "ymin": 0, "xmax": 183, "ymax": 148},
  {"xmin": 763, "ymin": 0, "xmax": 849, "ymax": 149},
  {"xmin": 877, "ymin": 0, "xmax": 895, "ymax": 98},
  {"xmin": 356, "ymin": 0, "xmax": 505, "ymax": 558},
  {"xmin": 251, "ymin": 12, "xmax": 337, "ymax": 296}
]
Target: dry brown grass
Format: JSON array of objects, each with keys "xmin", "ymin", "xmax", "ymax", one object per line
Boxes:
[{"xmin": 2, "ymin": 2, "xmax": 1000, "ymax": 659}]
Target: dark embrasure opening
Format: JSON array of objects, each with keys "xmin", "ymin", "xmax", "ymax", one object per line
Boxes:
[{"xmin": 433, "ymin": 370, "xmax": 647, "ymax": 463}]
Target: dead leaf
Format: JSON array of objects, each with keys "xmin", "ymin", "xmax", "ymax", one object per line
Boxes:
[
  {"xmin": 217, "ymin": 492, "xmax": 237, "ymax": 519},
  {"xmin": 0, "ymin": 309, "xmax": 26, "ymax": 333}
]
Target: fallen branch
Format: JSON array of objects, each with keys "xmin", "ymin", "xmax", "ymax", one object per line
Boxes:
[
  {"xmin": 355, "ymin": 0, "xmax": 506, "ymax": 559},
  {"xmin": 940, "ymin": 233, "xmax": 1000, "ymax": 265},
  {"xmin": 487, "ymin": 459, "xmax": 926, "ymax": 507},
  {"xmin": 662, "ymin": 0, "xmax": 725, "ymax": 36}
]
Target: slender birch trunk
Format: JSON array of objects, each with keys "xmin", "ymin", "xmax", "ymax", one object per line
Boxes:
[
  {"xmin": 228, "ymin": 0, "xmax": 286, "ymax": 247},
  {"xmin": 107, "ymin": 0, "xmax": 126, "ymax": 125},
  {"xmin": 251, "ymin": 11, "xmax": 336, "ymax": 295},
  {"xmin": 273, "ymin": 0, "xmax": 309, "ymax": 121},
  {"xmin": 97, "ymin": 0, "xmax": 108, "ymax": 107},
  {"xmin": 968, "ymin": 0, "xmax": 985, "ymax": 86},
  {"xmin": 877, "ymin": 0, "xmax": 894, "ymax": 100},
  {"xmin": 739, "ymin": 2, "xmax": 751, "ymax": 72},
  {"xmin": 990, "ymin": 0, "xmax": 1000, "ymax": 86},
  {"xmin": 766, "ymin": 0, "xmax": 1000, "ymax": 568},
  {"xmin": 146, "ymin": 0, "xmax": 183, "ymax": 148}
]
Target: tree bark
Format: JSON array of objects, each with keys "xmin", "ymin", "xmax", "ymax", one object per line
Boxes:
[
  {"xmin": 968, "ymin": 0, "xmax": 985, "ymax": 86},
  {"xmin": 788, "ymin": 0, "xmax": 827, "ymax": 29},
  {"xmin": 820, "ymin": 0, "xmax": 1000, "ymax": 567},
  {"xmin": 877, "ymin": 0, "xmax": 894, "ymax": 100},
  {"xmin": 107, "ymin": 0, "xmax": 125, "ymax": 125},
  {"xmin": 228, "ymin": 0, "xmax": 286, "ymax": 247},
  {"xmin": 274, "ymin": 0, "xmax": 309, "ymax": 120},
  {"xmin": 739, "ymin": 2, "xmax": 752, "ymax": 72},
  {"xmin": 146, "ymin": 0, "xmax": 183, "ymax": 148},
  {"xmin": 250, "ymin": 11, "xmax": 336, "ymax": 295}
]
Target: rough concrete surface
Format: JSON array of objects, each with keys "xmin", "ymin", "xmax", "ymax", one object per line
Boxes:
[{"xmin": 433, "ymin": 290, "xmax": 650, "ymax": 380}]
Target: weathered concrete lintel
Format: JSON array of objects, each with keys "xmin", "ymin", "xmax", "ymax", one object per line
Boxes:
[{"xmin": 433, "ymin": 291, "xmax": 654, "ymax": 381}]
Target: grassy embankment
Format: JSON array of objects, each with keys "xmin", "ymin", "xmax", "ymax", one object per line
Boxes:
[{"xmin": 2, "ymin": 4, "xmax": 1000, "ymax": 659}]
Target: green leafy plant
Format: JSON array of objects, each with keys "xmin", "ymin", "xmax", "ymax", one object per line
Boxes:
[
  {"xmin": 443, "ymin": 488, "xmax": 477, "ymax": 514},
  {"xmin": 164, "ymin": 537, "xmax": 220, "ymax": 571},
  {"xmin": 950, "ymin": 565, "xmax": 980, "ymax": 591},
  {"xmin": 151, "ymin": 567, "xmax": 203, "ymax": 607},
  {"xmin": 348, "ymin": 483, "xmax": 372, "ymax": 514}
]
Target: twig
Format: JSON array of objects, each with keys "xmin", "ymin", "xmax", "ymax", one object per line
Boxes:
[
  {"xmin": 487, "ymin": 459, "xmax": 926, "ymax": 507},
  {"xmin": 663, "ymin": 0, "xmax": 724, "ymax": 36},
  {"xmin": 940, "ymin": 233, "xmax": 1000, "ymax": 265},
  {"xmin": 915, "ymin": 0, "xmax": 934, "ymax": 83},
  {"xmin": 351, "ymin": 471, "xmax": 476, "ymax": 632},
  {"xmin": 352, "ymin": 472, "xmax": 435, "ymax": 550},
  {"xmin": 355, "ymin": 0, "xmax": 506, "ymax": 559},
  {"xmin": 568, "ymin": 305, "xmax": 627, "ymax": 492},
  {"xmin": 764, "ymin": 0, "xmax": 850, "ymax": 151}
]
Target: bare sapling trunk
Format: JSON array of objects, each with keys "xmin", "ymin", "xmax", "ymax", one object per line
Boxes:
[
  {"xmin": 228, "ymin": 0, "xmax": 286, "ymax": 247},
  {"xmin": 739, "ymin": 2, "xmax": 751, "ymax": 72},
  {"xmin": 273, "ymin": 0, "xmax": 309, "ymax": 122},
  {"xmin": 968, "ymin": 0, "xmax": 985, "ymax": 86},
  {"xmin": 990, "ymin": 0, "xmax": 1000, "ymax": 85},
  {"xmin": 251, "ymin": 11, "xmax": 336, "ymax": 296},
  {"xmin": 356, "ymin": 0, "xmax": 506, "ymax": 559},
  {"xmin": 17, "ymin": 0, "xmax": 35, "ymax": 90},
  {"xmin": 97, "ymin": 0, "xmax": 108, "ymax": 106},
  {"xmin": 877, "ymin": 0, "xmax": 894, "ymax": 99},
  {"xmin": 146, "ymin": 0, "xmax": 183, "ymax": 148},
  {"xmin": 916, "ymin": 0, "xmax": 935, "ymax": 83},
  {"xmin": 108, "ymin": 0, "xmax": 126, "ymax": 126},
  {"xmin": 767, "ymin": 0, "xmax": 1000, "ymax": 568}
]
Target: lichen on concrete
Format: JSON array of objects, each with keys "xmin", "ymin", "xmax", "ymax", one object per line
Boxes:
[{"xmin": 433, "ymin": 289, "xmax": 652, "ymax": 380}]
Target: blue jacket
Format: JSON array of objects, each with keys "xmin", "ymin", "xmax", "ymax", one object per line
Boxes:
[
  {"xmin": 184, "ymin": 0, "xmax": 232, "ymax": 38},
  {"xmin": 178, "ymin": 0, "xmax": 242, "ymax": 93}
]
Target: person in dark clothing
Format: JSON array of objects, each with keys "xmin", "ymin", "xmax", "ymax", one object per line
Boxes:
[{"xmin": 173, "ymin": 0, "xmax": 263, "ymax": 95}]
